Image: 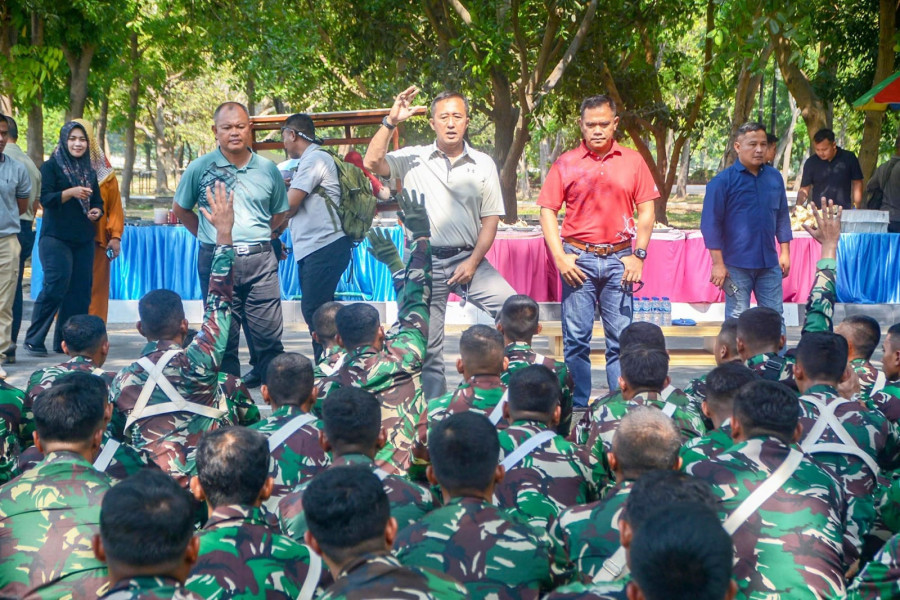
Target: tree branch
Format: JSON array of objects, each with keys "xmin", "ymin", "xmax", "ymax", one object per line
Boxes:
[
  {"xmin": 538, "ymin": 0, "xmax": 599, "ymax": 99},
  {"xmin": 448, "ymin": 0, "xmax": 473, "ymax": 26}
]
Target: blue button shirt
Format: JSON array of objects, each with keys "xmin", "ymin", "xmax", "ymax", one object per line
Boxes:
[{"xmin": 701, "ymin": 161, "xmax": 792, "ymax": 269}]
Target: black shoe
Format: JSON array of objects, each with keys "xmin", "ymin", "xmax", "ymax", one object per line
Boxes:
[
  {"xmin": 24, "ymin": 343, "xmax": 48, "ymax": 357},
  {"xmin": 4, "ymin": 345, "xmax": 15, "ymax": 365},
  {"xmin": 243, "ymin": 370, "xmax": 262, "ymax": 388}
]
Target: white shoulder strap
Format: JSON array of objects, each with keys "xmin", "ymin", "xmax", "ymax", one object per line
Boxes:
[
  {"xmin": 318, "ymin": 354, "xmax": 345, "ymax": 378},
  {"xmin": 660, "ymin": 384, "xmax": 676, "ymax": 401},
  {"xmin": 488, "ymin": 390, "xmax": 508, "ymax": 426},
  {"xmin": 268, "ymin": 413, "xmax": 317, "ymax": 452},
  {"xmin": 872, "ymin": 371, "xmax": 887, "ymax": 396},
  {"xmin": 598, "ymin": 546, "xmax": 628, "ymax": 582},
  {"xmin": 500, "ymin": 430, "xmax": 556, "ymax": 471},
  {"xmin": 661, "ymin": 402, "xmax": 677, "ymax": 417},
  {"xmin": 800, "ymin": 396, "xmax": 880, "ymax": 476},
  {"xmin": 723, "ymin": 449, "xmax": 804, "ymax": 535},
  {"xmin": 91, "ymin": 367, "xmax": 106, "ymax": 377},
  {"xmin": 373, "ymin": 468, "xmax": 390, "ymax": 481},
  {"xmin": 93, "ymin": 439, "xmax": 120, "ymax": 472},
  {"xmin": 298, "ymin": 548, "xmax": 322, "ymax": 600},
  {"xmin": 533, "ymin": 353, "xmax": 547, "ymax": 364}
]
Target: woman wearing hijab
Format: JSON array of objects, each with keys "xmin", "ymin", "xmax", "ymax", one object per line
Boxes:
[
  {"xmin": 24, "ymin": 121, "xmax": 103, "ymax": 355},
  {"xmin": 73, "ymin": 119, "xmax": 124, "ymax": 322}
]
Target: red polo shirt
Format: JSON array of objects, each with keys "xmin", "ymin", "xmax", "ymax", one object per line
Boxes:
[{"xmin": 537, "ymin": 140, "xmax": 658, "ymax": 245}]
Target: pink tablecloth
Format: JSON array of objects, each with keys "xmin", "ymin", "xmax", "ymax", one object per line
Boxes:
[{"xmin": 482, "ymin": 229, "xmax": 821, "ymax": 303}]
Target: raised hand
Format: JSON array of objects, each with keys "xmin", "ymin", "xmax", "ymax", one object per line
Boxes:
[
  {"xmin": 366, "ymin": 228, "xmax": 404, "ymax": 273},
  {"xmin": 802, "ymin": 198, "xmax": 841, "ymax": 260},
  {"xmin": 387, "ymin": 86, "xmax": 421, "ymax": 126},
  {"xmin": 201, "ymin": 181, "xmax": 235, "ymax": 246},
  {"xmin": 397, "ymin": 188, "xmax": 430, "ymax": 239}
]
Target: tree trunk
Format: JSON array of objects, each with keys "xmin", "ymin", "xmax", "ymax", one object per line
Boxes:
[
  {"xmin": 0, "ymin": 6, "xmax": 13, "ymax": 115},
  {"xmin": 722, "ymin": 46, "xmax": 772, "ymax": 167},
  {"xmin": 120, "ymin": 32, "xmax": 140, "ymax": 204},
  {"xmin": 97, "ymin": 89, "xmax": 110, "ymax": 156},
  {"xmin": 246, "ymin": 71, "xmax": 256, "ymax": 116},
  {"xmin": 770, "ymin": 31, "xmax": 829, "ymax": 143},
  {"xmin": 858, "ymin": 0, "xmax": 897, "ymax": 181},
  {"xmin": 25, "ymin": 11, "xmax": 44, "ymax": 167},
  {"xmin": 676, "ymin": 138, "xmax": 690, "ymax": 198},
  {"xmin": 62, "ymin": 44, "xmax": 95, "ymax": 119},
  {"xmin": 778, "ymin": 95, "xmax": 801, "ymax": 183},
  {"xmin": 539, "ymin": 136, "xmax": 550, "ymax": 184},
  {"xmin": 153, "ymin": 94, "xmax": 173, "ymax": 195}
]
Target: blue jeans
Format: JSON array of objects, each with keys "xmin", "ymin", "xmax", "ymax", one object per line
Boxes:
[
  {"xmin": 724, "ymin": 265, "xmax": 784, "ymax": 319},
  {"xmin": 561, "ymin": 244, "xmax": 633, "ymax": 407}
]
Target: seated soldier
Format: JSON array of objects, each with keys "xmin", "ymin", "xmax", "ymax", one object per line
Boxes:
[
  {"xmin": 680, "ymin": 362, "xmax": 757, "ymax": 470},
  {"xmin": 316, "ymin": 189, "xmax": 433, "ymax": 474},
  {"xmin": 686, "ymin": 380, "xmax": 849, "ymax": 599},
  {"xmin": 494, "ymin": 365, "xmax": 597, "ymax": 529},
  {"xmin": 16, "ymin": 372, "xmax": 157, "ymax": 482},
  {"xmin": 312, "ymin": 301, "xmax": 346, "ymax": 379},
  {"xmin": 250, "ymin": 352, "xmax": 329, "ymax": 511},
  {"xmin": 93, "ymin": 470, "xmax": 203, "ymax": 599},
  {"xmin": 573, "ymin": 322, "xmax": 705, "ymax": 446},
  {"xmin": 836, "ymin": 315, "xmax": 883, "ymax": 400},
  {"xmin": 498, "ymin": 294, "xmax": 574, "ymax": 436},
  {"xmin": 303, "ymin": 466, "xmax": 467, "ymax": 600},
  {"xmin": 869, "ymin": 324, "xmax": 900, "ymax": 423},
  {"xmin": 583, "ymin": 346, "xmax": 705, "ymax": 478},
  {"xmin": 109, "ymin": 183, "xmax": 256, "ymax": 487},
  {"xmin": 278, "ymin": 387, "xmax": 433, "ymax": 541},
  {"xmin": 548, "ymin": 470, "xmax": 720, "ymax": 596},
  {"xmin": 794, "ymin": 331, "xmax": 899, "ymax": 565},
  {"xmin": 850, "ymin": 525, "xmax": 900, "ymax": 598},
  {"xmin": 551, "ymin": 407, "xmax": 682, "ymax": 581},
  {"xmin": 736, "ymin": 307, "xmax": 796, "ymax": 389},
  {"xmin": 0, "ymin": 376, "xmax": 111, "ymax": 598},
  {"xmin": 186, "ymin": 427, "xmax": 322, "ymax": 599},
  {"xmin": 394, "ymin": 411, "xmax": 564, "ymax": 599},
  {"xmin": 684, "ymin": 318, "xmax": 740, "ymax": 411},
  {"xmin": 0, "ymin": 380, "xmax": 28, "ymax": 483}
]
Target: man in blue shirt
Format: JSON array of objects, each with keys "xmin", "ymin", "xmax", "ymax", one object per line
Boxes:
[{"xmin": 701, "ymin": 122, "xmax": 792, "ymax": 320}]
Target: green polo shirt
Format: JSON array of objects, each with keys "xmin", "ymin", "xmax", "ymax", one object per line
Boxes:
[{"xmin": 175, "ymin": 147, "xmax": 289, "ymax": 245}]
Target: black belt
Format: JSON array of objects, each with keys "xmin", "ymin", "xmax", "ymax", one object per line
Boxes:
[
  {"xmin": 432, "ymin": 246, "xmax": 474, "ymax": 259},
  {"xmin": 202, "ymin": 241, "xmax": 270, "ymax": 256}
]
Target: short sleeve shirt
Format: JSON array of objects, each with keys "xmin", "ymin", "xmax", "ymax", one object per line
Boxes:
[
  {"xmin": 0, "ymin": 154, "xmax": 29, "ymax": 237},
  {"xmin": 385, "ymin": 141, "xmax": 504, "ymax": 248},
  {"xmin": 537, "ymin": 141, "xmax": 658, "ymax": 245},
  {"xmin": 800, "ymin": 147, "xmax": 863, "ymax": 209},
  {"xmin": 288, "ymin": 144, "xmax": 344, "ymax": 260},
  {"xmin": 174, "ymin": 148, "xmax": 289, "ymax": 245}
]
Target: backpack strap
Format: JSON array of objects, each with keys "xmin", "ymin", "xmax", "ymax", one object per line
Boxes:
[
  {"xmin": 297, "ymin": 548, "xmax": 323, "ymax": 600},
  {"xmin": 762, "ymin": 356, "xmax": 786, "ymax": 382},
  {"xmin": 317, "ymin": 354, "xmax": 345, "ymax": 378},
  {"xmin": 872, "ymin": 371, "xmax": 887, "ymax": 396},
  {"xmin": 488, "ymin": 390, "xmax": 508, "ymax": 426},
  {"xmin": 598, "ymin": 546, "xmax": 628, "ymax": 582},
  {"xmin": 373, "ymin": 468, "xmax": 390, "ymax": 481},
  {"xmin": 93, "ymin": 439, "xmax": 120, "ymax": 472},
  {"xmin": 800, "ymin": 396, "xmax": 880, "ymax": 476},
  {"xmin": 722, "ymin": 449, "xmax": 805, "ymax": 535},
  {"xmin": 268, "ymin": 413, "xmax": 318, "ymax": 453},
  {"xmin": 500, "ymin": 430, "xmax": 556, "ymax": 471}
]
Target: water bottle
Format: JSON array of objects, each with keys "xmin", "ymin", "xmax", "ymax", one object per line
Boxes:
[
  {"xmin": 650, "ymin": 297, "xmax": 661, "ymax": 326},
  {"xmin": 662, "ymin": 297, "xmax": 672, "ymax": 326},
  {"xmin": 633, "ymin": 298, "xmax": 644, "ymax": 323},
  {"xmin": 639, "ymin": 297, "xmax": 650, "ymax": 322}
]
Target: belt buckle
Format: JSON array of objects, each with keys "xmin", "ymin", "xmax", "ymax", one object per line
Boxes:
[
  {"xmin": 235, "ymin": 244, "xmax": 250, "ymax": 256},
  {"xmin": 587, "ymin": 242, "xmax": 612, "ymax": 256}
]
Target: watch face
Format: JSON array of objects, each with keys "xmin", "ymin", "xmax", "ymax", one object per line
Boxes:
[{"xmin": 635, "ymin": 249, "xmax": 647, "ymax": 259}]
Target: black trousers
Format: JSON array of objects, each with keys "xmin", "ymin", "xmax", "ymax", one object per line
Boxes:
[
  {"xmin": 298, "ymin": 236, "xmax": 353, "ymax": 361},
  {"xmin": 199, "ymin": 243, "xmax": 284, "ymax": 379},
  {"xmin": 11, "ymin": 220, "xmax": 34, "ymax": 347},
  {"xmin": 889, "ymin": 221, "xmax": 900, "ymax": 234},
  {"xmin": 25, "ymin": 235, "xmax": 93, "ymax": 352}
]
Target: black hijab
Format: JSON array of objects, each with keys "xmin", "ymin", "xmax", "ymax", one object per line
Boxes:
[{"xmin": 51, "ymin": 121, "xmax": 94, "ymax": 189}]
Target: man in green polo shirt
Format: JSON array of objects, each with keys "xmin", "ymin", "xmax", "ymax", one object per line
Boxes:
[{"xmin": 173, "ymin": 101, "xmax": 289, "ymax": 385}]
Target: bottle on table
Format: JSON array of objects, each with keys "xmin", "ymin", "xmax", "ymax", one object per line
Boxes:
[
  {"xmin": 662, "ymin": 297, "xmax": 672, "ymax": 327},
  {"xmin": 650, "ymin": 297, "xmax": 661, "ymax": 326},
  {"xmin": 633, "ymin": 298, "xmax": 645, "ymax": 323}
]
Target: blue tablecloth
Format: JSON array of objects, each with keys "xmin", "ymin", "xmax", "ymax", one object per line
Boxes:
[
  {"xmin": 32, "ymin": 220, "xmax": 406, "ymax": 302},
  {"xmin": 836, "ymin": 233, "xmax": 900, "ymax": 303}
]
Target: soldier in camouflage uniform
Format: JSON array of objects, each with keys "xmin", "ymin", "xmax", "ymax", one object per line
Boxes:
[
  {"xmin": 250, "ymin": 352, "xmax": 329, "ymax": 512},
  {"xmin": 551, "ymin": 407, "xmax": 681, "ymax": 581},
  {"xmin": 15, "ymin": 372, "xmax": 158, "ymax": 483},
  {"xmin": 686, "ymin": 380, "xmax": 850, "ymax": 599},
  {"xmin": 493, "ymin": 365, "xmax": 596, "ymax": 529},
  {"xmin": 186, "ymin": 427, "xmax": 322, "ymax": 598},
  {"xmin": 835, "ymin": 315, "xmax": 883, "ymax": 401},
  {"xmin": 849, "ymin": 531, "xmax": 900, "ymax": 599},
  {"xmin": 109, "ymin": 183, "xmax": 256, "ymax": 487},
  {"xmin": 680, "ymin": 362, "xmax": 757, "ymax": 471},
  {"xmin": 395, "ymin": 412, "xmax": 565, "ymax": 599},
  {"xmin": 0, "ymin": 376, "xmax": 111, "ymax": 598},
  {"xmin": 683, "ymin": 318, "xmax": 740, "ymax": 425},
  {"xmin": 869, "ymin": 325, "xmax": 900, "ymax": 423},
  {"xmin": 278, "ymin": 387, "xmax": 434, "ymax": 541},
  {"xmin": 317, "ymin": 189, "xmax": 433, "ymax": 474},
  {"xmin": 497, "ymin": 294, "xmax": 574, "ymax": 436},
  {"xmin": 311, "ymin": 301, "xmax": 346, "ymax": 381},
  {"xmin": 0, "ymin": 379, "xmax": 27, "ymax": 483},
  {"xmin": 304, "ymin": 465, "xmax": 468, "ymax": 600},
  {"xmin": 95, "ymin": 470, "xmax": 203, "ymax": 600}
]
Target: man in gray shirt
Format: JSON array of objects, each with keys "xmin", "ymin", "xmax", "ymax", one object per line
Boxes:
[
  {"xmin": 0, "ymin": 114, "xmax": 30, "ymax": 377},
  {"xmin": 867, "ymin": 135, "xmax": 900, "ymax": 233},
  {"xmin": 365, "ymin": 87, "xmax": 515, "ymax": 398}
]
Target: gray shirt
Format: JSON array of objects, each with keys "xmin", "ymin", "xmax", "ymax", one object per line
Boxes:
[
  {"xmin": 2, "ymin": 143, "xmax": 40, "ymax": 221},
  {"xmin": 385, "ymin": 141, "xmax": 504, "ymax": 248},
  {"xmin": 0, "ymin": 154, "xmax": 29, "ymax": 237},
  {"xmin": 867, "ymin": 156, "xmax": 900, "ymax": 221},
  {"xmin": 288, "ymin": 144, "xmax": 345, "ymax": 261}
]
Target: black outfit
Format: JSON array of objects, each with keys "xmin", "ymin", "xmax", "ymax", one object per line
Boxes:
[
  {"xmin": 298, "ymin": 235, "xmax": 353, "ymax": 361},
  {"xmin": 25, "ymin": 160, "xmax": 102, "ymax": 352},
  {"xmin": 10, "ymin": 218, "xmax": 34, "ymax": 353},
  {"xmin": 866, "ymin": 156, "xmax": 900, "ymax": 232},
  {"xmin": 800, "ymin": 147, "xmax": 864, "ymax": 209}
]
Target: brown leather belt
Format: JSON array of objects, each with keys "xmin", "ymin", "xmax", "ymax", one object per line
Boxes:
[{"xmin": 564, "ymin": 237, "xmax": 631, "ymax": 256}]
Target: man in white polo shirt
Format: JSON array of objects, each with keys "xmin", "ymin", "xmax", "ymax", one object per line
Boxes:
[{"xmin": 365, "ymin": 87, "xmax": 515, "ymax": 399}]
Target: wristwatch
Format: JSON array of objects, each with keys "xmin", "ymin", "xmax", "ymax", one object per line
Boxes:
[
  {"xmin": 634, "ymin": 248, "xmax": 648, "ymax": 260},
  {"xmin": 381, "ymin": 116, "xmax": 397, "ymax": 130}
]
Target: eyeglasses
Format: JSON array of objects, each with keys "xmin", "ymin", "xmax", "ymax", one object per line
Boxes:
[{"xmin": 620, "ymin": 280, "xmax": 645, "ymax": 295}]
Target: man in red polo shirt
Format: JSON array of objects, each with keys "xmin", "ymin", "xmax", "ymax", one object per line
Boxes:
[{"xmin": 538, "ymin": 95, "xmax": 657, "ymax": 406}]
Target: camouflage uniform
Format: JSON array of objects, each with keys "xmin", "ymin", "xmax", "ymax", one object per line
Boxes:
[
  {"xmin": 393, "ymin": 496, "xmax": 564, "ymax": 599},
  {"xmin": 109, "ymin": 246, "xmax": 254, "ymax": 488},
  {"xmin": 870, "ymin": 382, "xmax": 900, "ymax": 424},
  {"xmin": 185, "ymin": 504, "xmax": 320, "ymax": 599},
  {"xmin": 248, "ymin": 404, "xmax": 330, "ymax": 513},
  {"xmin": 495, "ymin": 420, "xmax": 597, "ymax": 529},
  {"xmin": 317, "ymin": 239, "xmax": 432, "ymax": 474},
  {"xmin": 25, "ymin": 355, "xmax": 116, "ymax": 422},
  {"xmin": 686, "ymin": 435, "xmax": 849, "ymax": 599},
  {"xmin": 848, "ymin": 531, "xmax": 900, "ymax": 599},
  {"xmin": 217, "ymin": 371, "xmax": 259, "ymax": 425},
  {"xmin": 798, "ymin": 384, "xmax": 899, "ymax": 563},
  {"xmin": 15, "ymin": 432, "xmax": 158, "ymax": 483},
  {"xmin": 278, "ymin": 453, "xmax": 434, "ymax": 542},
  {"xmin": 100, "ymin": 577, "xmax": 202, "ymax": 600},
  {"xmin": 420, "ymin": 375, "xmax": 508, "ymax": 442},
  {"xmin": 744, "ymin": 351, "xmax": 798, "ymax": 391},
  {"xmin": 549, "ymin": 480, "xmax": 632, "ymax": 581},
  {"xmin": 0, "ymin": 381, "xmax": 27, "ymax": 483},
  {"xmin": 0, "ymin": 450, "xmax": 111, "ymax": 598},
  {"xmin": 501, "ymin": 342, "xmax": 575, "ymax": 436},
  {"xmin": 545, "ymin": 581, "xmax": 628, "ymax": 599},
  {"xmin": 851, "ymin": 358, "xmax": 881, "ymax": 403},
  {"xmin": 314, "ymin": 345, "xmax": 346, "ymax": 380},
  {"xmin": 679, "ymin": 420, "xmax": 734, "ymax": 471},
  {"xmin": 319, "ymin": 552, "xmax": 468, "ymax": 600}
]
